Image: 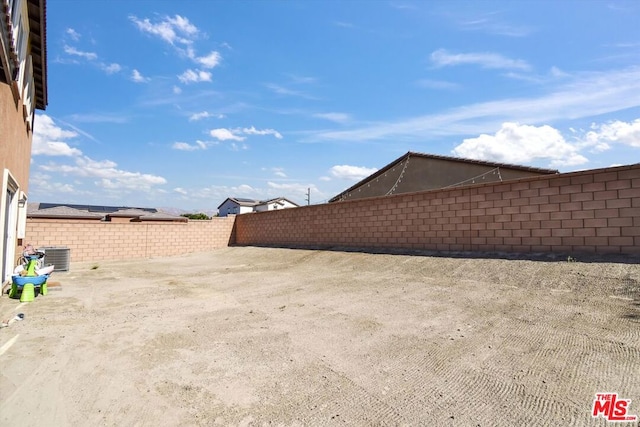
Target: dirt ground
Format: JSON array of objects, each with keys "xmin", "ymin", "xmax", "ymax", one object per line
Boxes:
[{"xmin": 1, "ymin": 247, "xmax": 639, "ymax": 426}]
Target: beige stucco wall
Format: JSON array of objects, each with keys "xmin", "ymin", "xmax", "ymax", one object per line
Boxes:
[
  {"xmin": 0, "ymin": 82, "xmax": 32, "ymax": 192},
  {"xmin": 1, "ymin": 80, "xmax": 33, "ymax": 283}
]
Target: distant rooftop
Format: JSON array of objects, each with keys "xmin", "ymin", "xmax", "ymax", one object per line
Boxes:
[
  {"xmin": 27, "ymin": 203, "xmax": 186, "ymax": 222},
  {"xmin": 35, "ymin": 203, "xmax": 157, "ymax": 214}
]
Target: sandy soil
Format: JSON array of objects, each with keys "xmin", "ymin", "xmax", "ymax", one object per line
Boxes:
[{"xmin": 1, "ymin": 247, "xmax": 639, "ymax": 426}]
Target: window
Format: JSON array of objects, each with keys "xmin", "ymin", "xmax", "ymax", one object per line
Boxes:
[{"xmin": 10, "ymin": 0, "xmax": 33, "ymax": 119}]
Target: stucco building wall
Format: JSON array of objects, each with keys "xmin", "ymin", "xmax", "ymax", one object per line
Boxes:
[{"xmin": 0, "ymin": 84, "xmax": 32, "ymax": 191}]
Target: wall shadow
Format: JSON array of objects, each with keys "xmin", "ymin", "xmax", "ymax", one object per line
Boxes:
[{"xmin": 230, "ymin": 243, "xmax": 640, "ymax": 265}]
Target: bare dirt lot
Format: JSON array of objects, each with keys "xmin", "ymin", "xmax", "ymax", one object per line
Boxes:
[{"xmin": 1, "ymin": 247, "xmax": 639, "ymax": 426}]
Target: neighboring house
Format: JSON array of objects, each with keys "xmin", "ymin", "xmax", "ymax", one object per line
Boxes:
[
  {"xmin": 217, "ymin": 197, "xmax": 299, "ymax": 217},
  {"xmin": 105, "ymin": 209, "xmax": 187, "ymax": 223},
  {"xmin": 27, "ymin": 203, "xmax": 188, "ymax": 222},
  {"xmin": 254, "ymin": 197, "xmax": 299, "ymax": 213},
  {"xmin": 329, "ymin": 151, "xmax": 559, "ymax": 202},
  {"xmin": 218, "ymin": 198, "xmax": 261, "ymax": 217},
  {"xmin": 1, "ymin": 0, "xmax": 48, "ymax": 285}
]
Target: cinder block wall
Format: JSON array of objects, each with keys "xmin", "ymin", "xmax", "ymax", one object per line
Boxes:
[
  {"xmin": 235, "ymin": 164, "xmax": 640, "ymax": 255},
  {"xmin": 24, "ymin": 218, "xmax": 236, "ymax": 262}
]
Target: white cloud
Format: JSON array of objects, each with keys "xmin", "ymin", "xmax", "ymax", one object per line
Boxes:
[
  {"xmin": 459, "ymin": 18, "xmax": 532, "ymax": 37},
  {"xmin": 30, "ymin": 173, "xmax": 76, "ymax": 194},
  {"xmin": 236, "ymin": 184, "xmax": 255, "ymax": 194},
  {"xmin": 131, "ymin": 15, "xmax": 223, "ymax": 72},
  {"xmin": 40, "ymin": 156, "xmax": 167, "ymax": 191},
  {"xmin": 330, "ymin": 165, "xmax": 378, "ymax": 181},
  {"xmin": 178, "ymin": 69, "xmax": 212, "ymax": 84},
  {"xmin": 230, "ymin": 142, "xmax": 249, "ymax": 151},
  {"xmin": 66, "ymin": 28, "xmax": 80, "ymax": 41},
  {"xmin": 189, "ymin": 111, "xmax": 210, "ymax": 121},
  {"xmin": 63, "ymin": 45, "xmax": 123, "ymax": 77},
  {"xmin": 266, "ymin": 83, "xmax": 317, "ymax": 99},
  {"xmin": 272, "ymin": 168, "xmax": 287, "ymax": 178},
  {"xmin": 172, "ymin": 141, "xmax": 209, "ymax": 151},
  {"xmin": 210, "ymin": 128, "xmax": 245, "ymax": 142},
  {"xmin": 206, "ymin": 126, "xmax": 283, "ymax": 141},
  {"xmin": 286, "ymin": 74, "xmax": 317, "ymax": 85},
  {"xmin": 31, "ymin": 114, "xmax": 167, "ymax": 196},
  {"xmin": 550, "ymin": 66, "xmax": 570, "ymax": 78},
  {"xmin": 430, "ymin": 49, "xmax": 530, "ymax": 71},
  {"xmin": 129, "ymin": 14, "xmax": 198, "ymax": 46},
  {"xmin": 102, "ymin": 63, "xmax": 121, "ymax": 74},
  {"xmin": 453, "ymin": 122, "xmax": 588, "ymax": 167},
  {"xmin": 64, "ymin": 45, "xmax": 97, "ymax": 61},
  {"xmin": 319, "ymin": 176, "xmax": 331, "ymax": 181},
  {"xmin": 189, "ymin": 111, "xmax": 225, "ymax": 121},
  {"xmin": 173, "ymin": 86, "xmax": 182, "ymax": 94},
  {"xmin": 581, "ymin": 119, "xmax": 640, "ymax": 148},
  {"xmin": 267, "ymin": 181, "xmax": 318, "ymax": 195},
  {"xmin": 67, "ymin": 113, "xmax": 128, "ymax": 124},
  {"xmin": 313, "ymin": 112, "xmax": 351, "ymax": 123},
  {"xmin": 32, "ymin": 115, "xmax": 82, "ymax": 156},
  {"xmin": 131, "ymin": 69, "xmax": 148, "ymax": 83},
  {"xmin": 307, "ymin": 66, "xmax": 640, "ymax": 144},
  {"xmin": 196, "ymin": 51, "xmax": 222, "ymax": 68},
  {"xmin": 174, "ymin": 183, "xmax": 253, "ymax": 201},
  {"xmin": 241, "ymin": 126, "xmax": 283, "ymax": 139},
  {"xmin": 180, "ymin": 181, "xmax": 315, "ymax": 206},
  {"xmin": 167, "ymin": 15, "xmax": 198, "ymax": 36}
]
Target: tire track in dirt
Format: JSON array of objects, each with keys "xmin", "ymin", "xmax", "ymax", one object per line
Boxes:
[{"xmin": 289, "ymin": 362, "xmax": 412, "ymax": 426}]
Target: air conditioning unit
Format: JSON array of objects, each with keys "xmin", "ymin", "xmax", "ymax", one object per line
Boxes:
[{"xmin": 41, "ymin": 247, "xmax": 71, "ymax": 272}]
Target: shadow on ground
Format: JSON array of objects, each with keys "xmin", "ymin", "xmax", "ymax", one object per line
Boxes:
[{"xmin": 233, "ymin": 244, "xmax": 640, "ymax": 265}]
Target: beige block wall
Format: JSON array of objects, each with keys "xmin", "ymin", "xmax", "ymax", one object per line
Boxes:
[
  {"xmin": 22, "ymin": 164, "xmax": 640, "ymax": 264},
  {"xmin": 24, "ymin": 218, "xmax": 236, "ymax": 263},
  {"xmin": 235, "ymin": 164, "xmax": 640, "ymax": 255}
]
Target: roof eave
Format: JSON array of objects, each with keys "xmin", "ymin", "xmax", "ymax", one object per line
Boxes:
[{"xmin": 27, "ymin": 0, "xmax": 47, "ymax": 110}]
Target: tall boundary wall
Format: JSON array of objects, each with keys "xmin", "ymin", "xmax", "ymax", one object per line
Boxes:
[
  {"xmin": 22, "ymin": 164, "xmax": 640, "ymax": 264},
  {"xmin": 24, "ymin": 217, "xmax": 236, "ymax": 262},
  {"xmin": 235, "ymin": 164, "xmax": 640, "ymax": 255}
]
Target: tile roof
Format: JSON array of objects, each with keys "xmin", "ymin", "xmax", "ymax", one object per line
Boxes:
[
  {"xmin": 27, "ymin": 203, "xmax": 186, "ymax": 221},
  {"xmin": 27, "ymin": 206, "xmax": 103, "ymax": 219},
  {"xmin": 329, "ymin": 151, "xmax": 559, "ymax": 202}
]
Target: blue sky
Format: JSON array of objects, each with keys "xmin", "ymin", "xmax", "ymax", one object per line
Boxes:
[{"xmin": 31, "ymin": 0, "xmax": 640, "ymax": 212}]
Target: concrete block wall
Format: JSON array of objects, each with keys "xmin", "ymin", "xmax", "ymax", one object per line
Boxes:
[
  {"xmin": 235, "ymin": 164, "xmax": 640, "ymax": 255},
  {"xmin": 24, "ymin": 217, "xmax": 236, "ymax": 262}
]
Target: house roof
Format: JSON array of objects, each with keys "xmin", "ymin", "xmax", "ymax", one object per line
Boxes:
[
  {"xmin": 259, "ymin": 197, "xmax": 300, "ymax": 207},
  {"xmin": 106, "ymin": 209, "xmax": 187, "ymax": 222},
  {"xmin": 27, "ymin": 205, "xmax": 103, "ymax": 219},
  {"xmin": 131, "ymin": 211, "xmax": 188, "ymax": 222},
  {"xmin": 218, "ymin": 197, "xmax": 300, "ymax": 210},
  {"xmin": 27, "ymin": 0, "xmax": 48, "ymax": 110},
  {"xmin": 27, "ymin": 203, "xmax": 186, "ymax": 221},
  {"xmin": 1, "ymin": 1, "xmax": 47, "ymax": 105},
  {"xmin": 217, "ymin": 197, "xmax": 261, "ymax": 209},
  {"xmin": 106, "ymin": 208, "xmax": 155, "ymax": 217},
  {"xmin": 329, "ymin": 151, "xmax": 559, "ymax": 202},
  {"xmin": 36, "ymin": 202, "xmax": 157, "ymax": 213}
]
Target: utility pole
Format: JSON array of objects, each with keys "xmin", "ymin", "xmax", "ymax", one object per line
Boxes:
[{"xmin": 305, "ymin": 187, "xmax": 310, "ymax": 205}]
